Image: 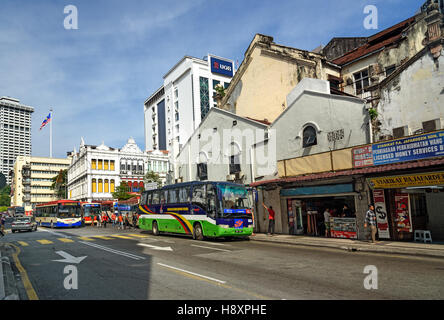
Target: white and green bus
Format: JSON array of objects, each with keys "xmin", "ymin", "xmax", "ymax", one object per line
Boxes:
[{"xmin": 138, "ymin": 181, "xmax": 253, "ymax": 240}]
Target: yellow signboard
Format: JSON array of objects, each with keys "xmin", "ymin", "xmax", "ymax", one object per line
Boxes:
[{"xmin": 368, "ymin": 172, "xmax": 444, "ymax": 189}]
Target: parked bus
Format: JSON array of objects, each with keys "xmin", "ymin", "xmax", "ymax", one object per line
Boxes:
[
  {"xmin": 138, "ymin": 181, "xmax": 253, "ymax": 240},
  {"xmin": 35, "ymin": 200, "xmax": 82, "ymax": 228},
  {"xmin": 80, "ymin": 202, "xmax": 102, "ymax": 226},
  {"xmin": 7, "ymin": 206, "xmax": 25, "ymax": 217},
  {"xmin": 115, "ymin": 196, "xmax": 140, "ymax": 227}
]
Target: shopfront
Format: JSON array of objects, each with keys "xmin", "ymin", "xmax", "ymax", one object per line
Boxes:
[
  {"xmin": 368, "ymin": 171, "xmax": 444, "ymax": 241},
  {"xmin": 281, "ymin": 183, "xmax": 359, "ymax": 239}
]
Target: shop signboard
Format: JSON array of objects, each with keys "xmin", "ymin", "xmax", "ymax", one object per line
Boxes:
[
  {"xmin": 394, "ymin": 193, "xmax": 412, "ymax": 233},
  {"xmin": 372, "ymin": 130, "xmax": 444, "ymax": 166},
  {"xmin": 210, "ymin": 56, "xmax": 234, "ymax": 77},
  {"xmin": 330, "ymin": 217, "xmax": 357, "ymax": 239},
  {"xmin": 353, "ymin": 145, "xmax": 374, "ymax": 168},
  {"xmin": 368, "ymin": 171, "xmax": 444, "ymax": 189},
  {"xmin": 372, "ymin": 189, "xmax": 391, "ymax": 239}
]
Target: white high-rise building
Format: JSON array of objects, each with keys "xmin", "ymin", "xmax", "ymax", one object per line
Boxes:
[
  {"xmin": 0, "ymin": 97, "xmax": 34, "ymax": 185},
  {"xmin": 144, "ymin": 54, "xmax": 235, "ymax": 160}
]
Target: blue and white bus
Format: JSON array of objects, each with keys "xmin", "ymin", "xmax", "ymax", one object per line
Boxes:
[{"xmin": 35, "ymin": 200, "xmax": 82, "ymax": 228}]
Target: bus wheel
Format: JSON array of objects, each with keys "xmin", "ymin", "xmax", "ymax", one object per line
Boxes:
[
  {"xmin": 193, "ymin": 223, "xmax": 204, "ymax": 241},
  {"xmin": 152, "ymin": 221, "xmax": 159, "ymax": 236}
]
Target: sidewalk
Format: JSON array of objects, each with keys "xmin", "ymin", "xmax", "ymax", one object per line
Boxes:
[
  {"xmin": 249, "ymin": 233, "xmax": 444, "ymax": 259},
  {"xmin": 0, "ymin": 242, "xmax": 19, "ymax": 300}
]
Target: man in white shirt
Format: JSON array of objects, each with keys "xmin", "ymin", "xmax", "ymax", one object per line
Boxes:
[{"xmin": 324, "ymin": 208, "xmax": 331, "ymax": 237}]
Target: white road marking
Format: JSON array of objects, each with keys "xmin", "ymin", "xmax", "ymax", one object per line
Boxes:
[
  {"xmin": 79, "ymin": 241, "xmax": 146, "ymax": 260},
  {"xmin": 157, "ymin": 263, "xmax": 226, "ymax": 284},
  {"xmin": 137, "ymin": 243, "xmax": 173, "ymax": 251},
  {"xmin": 53, "ymin": 251, "xmax": 87, "ymax": 264},
  {"xmin": 191, "ymin": 244, "xmax": 231, "ymax": 252},
  {"xmin": 37, "ymin": 229, "xmax": 71, "ymax": 238},
  {"xmin": 191, "ymin": 241, "xmax": 228, "ymax": 246}
]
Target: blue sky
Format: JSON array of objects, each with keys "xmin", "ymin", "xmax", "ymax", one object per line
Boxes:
[{"xmin": 0, "ymin": 0, "xmax": 423, "ymax": 158}]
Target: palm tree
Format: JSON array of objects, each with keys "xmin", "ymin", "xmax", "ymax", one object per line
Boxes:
[{"xmin": 51, "ymin": 169, "xmax": 67, "ymax": 199}]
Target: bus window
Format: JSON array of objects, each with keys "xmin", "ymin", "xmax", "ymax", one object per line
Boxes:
[
  {"xmin": 192, "ymin": 184, "xmax": 206, "ymax": 210},
  {"xmin": 152, "ymin": 191, "xmax": 160, "ymax": 205},
  {"xmin": 178, "ymin": 187, "xmax": 190, "ymax": 203},
  {"xmin": 168, "ymin": 189, "xmax": 178, "ymax": 204},
  {"xmin": 206, "ymin": 184, "xmax": 217, "ymax": 219},
  {"xmin": 141, "ymin": 192, "xmax": 148, "ymax": 206},
  {"xmin": 160, "ymin": 190, "xmax": 168, "ymax": 204}
]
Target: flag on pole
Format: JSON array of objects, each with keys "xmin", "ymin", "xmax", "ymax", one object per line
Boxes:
[{"xmin": 40, "ymin": 112, "xmax": 51, "ymax": 130}]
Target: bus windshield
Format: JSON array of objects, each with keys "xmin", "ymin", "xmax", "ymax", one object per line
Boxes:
[
  {"xmin": 58, "ymin": 204, "xmax": 81, "ymax": 218},
  {"xmin": 218, "ymin": 185, "xmax": 251, "ymax": 211},
  {"xmin": 83, "ymin": 206, "xmax": 101, "ymax": 216}
]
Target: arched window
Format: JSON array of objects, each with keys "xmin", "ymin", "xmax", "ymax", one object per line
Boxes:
[
  {"xmin": 92, "ymin": 179, "xmax": 97, "ymax": 193},
  {"xmin": 128, "ymin": 181, "xmax": 132, "ymax": 190},
  {"xmin": 303, "ymin": 126, "xmax": 317, "ymax": 148},
  {"xmin": 104, "ymin": 179, "xmax": 109, "ymax": 193},
  {"xmin": 110, "ymin": 180, "xmax": 115, "ymax": 193},
  {"xmin": 91, "ymin": 159, "xmax": 97, "ymax": 170},
  {"xmin": 98, "ymin": 179, "xmax": 103, "ymax": 193}
]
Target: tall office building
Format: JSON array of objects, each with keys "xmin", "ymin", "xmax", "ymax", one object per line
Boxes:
[
  {"xmin": 0, "ymin": 97, "xmax": 34, "ymax": 185},
  {"xmin": 144, "ymin": 54, "xmax": 235, "ymax": 159}
]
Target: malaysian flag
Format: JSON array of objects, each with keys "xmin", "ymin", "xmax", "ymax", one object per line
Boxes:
[{"xmin": 40, "ymin": 112, "xmax": 51, "ymax": 130}]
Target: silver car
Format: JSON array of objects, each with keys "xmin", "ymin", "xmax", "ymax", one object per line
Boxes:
[{"xmin": 11, "ymin": 216, "xmax": 38, "ymax": 233}]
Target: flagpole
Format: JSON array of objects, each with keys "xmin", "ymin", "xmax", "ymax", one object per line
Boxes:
[{"xmin": 50, "ymin": 108, "xmax": 53, "ymax": 158}]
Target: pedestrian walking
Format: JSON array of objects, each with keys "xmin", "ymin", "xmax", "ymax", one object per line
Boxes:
[
  {"xmin": 132, "ymin": 213, "xmax": 138, "ymax": 229},
  {"xmin": 124, "ymin": 215, "xmax": 130, "ymax": 230},
  {"xmin": 118, "ymin": 214, "xmax": 123, "ymax": 230},
  {"xmin": 111, "ymin": 212, "xmax": 116, "ymax": 228},
  {"xmin": 262, "ymin": 202, "xmax": 275, "ymax": 236},
  {"xmin": 364, "ymin": 204, "xmax": 378, "ymax": 243},
  {"xmin": 0, "ymin": 214, "xmax": 6, "ymax": 237},
  {"xmin": 96, "ymin": 214, "xmax": 101, "ymax": 228},
  {"xmin": 103, "ymin": 213, "xmax": 107, "ymax": 228},
  {"xmin": 323, "ymin": 207, "xmax": 331, "ymax": 237}
]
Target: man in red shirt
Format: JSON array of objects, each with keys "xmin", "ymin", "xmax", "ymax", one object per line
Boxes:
[{"xmin": 262, "ymin": 203, "xmax": 275, "ymax": 236}]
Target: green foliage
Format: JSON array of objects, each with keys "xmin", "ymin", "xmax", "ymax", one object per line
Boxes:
[
  {"xmin": 112, "ymin": 181, "xmax": 133, "ymax": 201},
  {"xmin": 144, "ymin": 171, "xmax": 162, "ymax": 188},
  {"xmin": 369, "ymin": 108, "xmax": 378, "ymax": 121},
  {"xmin": 0, "ymin": 185, "xmax": 11, "ymax": 207},
  {"xmin": 50, "ymin": 169, "xmax": 68, "ymax": 199},
  {"xmin": 0, "ymin": 206, "xmax": 9, "ymax": 213},
  {"xmin": 214, "ymin": 84, "xmax": 226, "ymax": 98}
]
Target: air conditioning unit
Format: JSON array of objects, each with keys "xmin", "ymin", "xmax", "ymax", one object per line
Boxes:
[
  {"xmin": 392, "ymin": 126, "xmax": 409, "ymax": 139},
  {"xmin": 226, "ymin": 174, "xmax": 235, "ymax": 181},
  {"xmin": 235, "ymin": 171, "xmax": 245, "ymax": 180},
  {"xmin": 422, "ymin": 118, "xmax": 443, "ymax": 133}
]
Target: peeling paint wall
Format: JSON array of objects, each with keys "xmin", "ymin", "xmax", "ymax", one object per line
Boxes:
[{"xmin": 377, "ymin": 50, "xmax": 444, "ymax": 138}]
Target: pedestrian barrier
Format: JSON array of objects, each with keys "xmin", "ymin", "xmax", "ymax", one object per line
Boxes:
[{"xmin": 414, "ymin": 230, "xmax": 432, "ymax": 243}]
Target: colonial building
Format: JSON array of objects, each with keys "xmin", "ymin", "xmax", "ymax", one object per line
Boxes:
[
  {"xmin": 67, "ymin": 137, "xmax": 169, "ymax": 202},
  {"xmin": 11, "ymin": 156, "xmax": 71, "ymax": 211}
]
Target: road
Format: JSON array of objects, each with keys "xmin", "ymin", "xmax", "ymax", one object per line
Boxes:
[{"xmin": 1, "ymin": 225, "xmax": 444, "ymax": 300}]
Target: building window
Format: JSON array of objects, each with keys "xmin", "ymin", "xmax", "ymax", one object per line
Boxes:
[
  {"xmin": 175, "ymin": 112, "xmax": 179, "ymax": 121},
  {"xmin": 110, "ymin": 180, "xmax": 115, "ymax": 193},
  {"xmin": 104, "ymin": 179, "xmax": 109, "ymax": 193},
  {"xmin": 353, "ymin": 69, "xmax": 370, "ymax": 95},
  {"xmin": 110, "ymin": 160, "xmax": 115, "ymax": 171},
  {"xmin": 98, "ymin": 179, "xmax": 103, "ymax": 193},
  {"xmin": 104, "ymin": 160, "xmax": 109, "ymax": 171},
  {"xmin": 92, "ymin": 179, "xmax": 97, "ymax": 193},
  {"xmin": 98, "ymin": 160, "xmax": 103, "ymax": 170},
  {"xmin": 303, "ymin": 126, "xmax": 317, "ymax": 148},
  {"xmin": 197, "ymin": 163, "xmax": 208, "ymax": 181},
  {"xmin": 91, "ymin": 160, "xmax": 96, "ymax": 170},
  {"xmin": 174, "ymin": 88, "xmax": 178, "ymax": 99},
  {"xmin": 385, "ymin": 65, "xmax": 396, "ymax": 77},
  {"xmin": 200, "ymin": 77, "xmax": 210, "ymax": 120},
  {"xmin": 229, "ymin": 155, "xmax": 241, "ymax": 174},
  {"xmin": 212, "ymin": 79, "xmax": 220, "ymax": 90}
]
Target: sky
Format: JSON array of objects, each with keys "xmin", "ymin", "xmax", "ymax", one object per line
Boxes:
[{"xmin": 0, "ymin": 0, "xmax": 424, "ymax": 158}]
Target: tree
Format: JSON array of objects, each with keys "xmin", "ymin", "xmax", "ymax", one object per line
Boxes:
[
  {"xmin": 0, "ymin": 185, "xmax": 11, "ymax": 208},
  {"xmin": 51, "ymin": 169, "xmax": 68, "ymax": 199},
  {"xmin": 112, "ymin": 181, "xmax": 133, "ymax": 201},
  {"xmin": 144, "ymin": 171, "xmax": 162, "ymax": 189}
]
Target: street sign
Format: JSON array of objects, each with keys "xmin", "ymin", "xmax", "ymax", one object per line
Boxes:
[{"xmin": 145, "ymin": 182, "xmax": 158, "ymax": 191}]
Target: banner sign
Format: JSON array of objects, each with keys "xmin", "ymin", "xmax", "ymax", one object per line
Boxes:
[
  {"xmin": 372, "ymin": 189, "xmax": 391, "ymax": 239},
  {"xmin": 394, "ymin": 193, "xmax": 412, "ymax": 232},
  {"xmin": 353, "ymin": 145, "xmax": 373, "ymax": 168},
  {"xmin": 210, "ymin": 56, "xmax": 234, "ymax": 77},
  {"xmin": 330, "ymin": 217, "xmax": 357, "ymax": 239},
  {"xmin": 368, "ymin": 171, "xmax": 444, "ymax": 189},
  {"xmin": 372, "ymin": 130, "xmax": 444, "ymax": 166}
]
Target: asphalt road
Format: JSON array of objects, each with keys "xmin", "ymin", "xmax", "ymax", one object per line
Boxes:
[{"xmin": 1, "ymin": 225, "xmax": 444, "ymax": 300}]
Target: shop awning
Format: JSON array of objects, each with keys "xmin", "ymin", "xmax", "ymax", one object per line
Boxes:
[{"xmin": 250, "ymin": 157, "xmax": 444, "ymax": 187}]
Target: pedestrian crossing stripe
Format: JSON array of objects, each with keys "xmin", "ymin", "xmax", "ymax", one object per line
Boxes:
[
  {"xmin": 58, "ymin": 238, "xmax": 74, "ymax": 243},
  {"xmin": 109, "ymin": 235, "xmax": 134, "ymax": 239},
  {"xmin": 93, "ymin": 236, "xmax": 113, "ymax": 240},
  {"xmin": 36, "ymin": 240, "xmax": 53, "ymax": 244},
  {"xmin": 18, "ymin": 241, "xmax": 29, "ymax": 246},
  {"xmin": 78, "ymin": 237, "xmax": 94, "ymax": 241},
  {"xmin": 127, "ymin": 234, "xmax": 149, "ymax": 238}
]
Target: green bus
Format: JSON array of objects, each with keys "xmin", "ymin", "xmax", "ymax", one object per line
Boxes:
[{"xmin": 138, "ymin": 181, "xmax": 253, "ymax": 240}]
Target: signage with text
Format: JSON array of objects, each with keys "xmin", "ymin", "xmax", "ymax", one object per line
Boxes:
[
  {"xmin": 210, "ymin": 57, "xmax": 234, "ymax": 77},
  {"xmin": 368, "ymin": 171, "xmax": 444, "ymax": 189},
  {"xmin": 372, "ymin": 189, "xmax": 391, "ymax": 239}
]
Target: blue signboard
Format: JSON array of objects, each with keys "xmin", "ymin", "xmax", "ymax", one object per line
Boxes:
[
  {"xmin": 210, "ymin": 57, "xmax": 234, "ymax": 77},
  {"xmin": 280, "ymin": 184, "xmax": 354, "ymax": 197},
  {"xmin": 372, "ymin": 130, "xmax": 444, "ymax": 166}
]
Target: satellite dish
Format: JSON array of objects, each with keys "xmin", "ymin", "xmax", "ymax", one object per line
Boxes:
[{"xmin": 0, "ymin": 173, "xmax": 6, "ymax": 189}]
